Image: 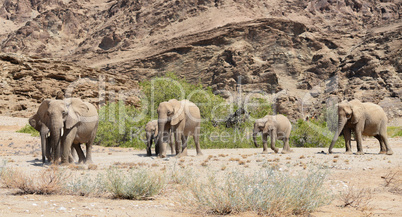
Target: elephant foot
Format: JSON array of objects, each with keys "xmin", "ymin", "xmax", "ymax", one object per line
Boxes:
[
  {"xmin": 345, "ymin": 151, "xmax": 353, "ymax": 155},
  {"xmin": 386, "ymin": 150, "xmax": 394, "ymax": 155},
  {"xmin": 272, "ymin": 149, "xmax": 279, "ymax": 154},
  {"xmin": 281, "ymin": 149, "xmax": 292, "ymax": 154},
  {"xmin": 355, "ymin": 151, "xmax": 364, "ymax": 155},
  {"xmin": 196, "ymin": 151, "xmax": 203, "ymax": 156},
  {"xmin": 85, "ymin": 160, "xmax": 93, "ymax": 165},
  {"xmin": 176, "ymin": 152, "xmax": 188, "ymax": 158},
  {"xmin": 379, "ymin": 151, "xmax": 386, "ymax": 155},
  {"xmin": 262, "ymin": 150, "xmax": 268, "ymax": 154}
]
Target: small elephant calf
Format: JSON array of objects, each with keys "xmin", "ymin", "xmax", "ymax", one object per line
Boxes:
[{"xmin": 253, "ymin": 114, "xmax": 292, "ymax": 154}]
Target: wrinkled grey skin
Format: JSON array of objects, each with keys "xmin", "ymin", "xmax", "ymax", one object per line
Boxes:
[
  {"xmin": 145, "ymin": 120, "xmax": 175, "ymax": 156},
  {"xmin": 329, "ymin": 99, "xmax": 393, "ymax": 155},
  {"xmin": 157, "ymin": 99, "xmax": 202, "ymax": 158},
  {"xmin": 253, "ymin": 114, "xmax": 292, "ymax": 154}
]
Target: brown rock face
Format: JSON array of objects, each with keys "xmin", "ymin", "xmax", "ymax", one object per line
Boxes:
[{"xmin": 0, "ymin": 53, "xmax": 139, "ymax": 117}]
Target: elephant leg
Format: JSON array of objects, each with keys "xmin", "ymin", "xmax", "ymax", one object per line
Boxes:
[
  {"xmin": 176, "ymin": 133, "xmax": 187, "ymax": 157},
  {"xmin": 194, "ymin": 126, "xmax": 203, "ymax": 156},
  {"xmin": 380, "ymin": 134, "xmax": 393, "ymax": 155},
  {"xmin": 146, "ymin": 133, "xmax": 152, "ymax": 156},
  {"xmin": 174, "ymin": 130, "xmax": 183, "ymax": 156},
  {"xmin": 281, "ymin": 137, "xmax": 291, "ymax": 154},
  {"xmin": 270, "ymin": 131, "xmax": 279, "ymax": 153},
  {"xmin": 169, "ymin": 132, "xmax": 175, "ymax": 155},
  {"xmin": 344, "ymin": 128, "xmax": 352, "ymax": 154},
  {"xmin": 72, "ymin": 143, "xmax": 86, "ymax": 164},
  {"xmin": 354, "ymin": 126, "xmax": 364, "ymax": 155},
  {"xmin": 61, "ymin": 128, "xmax": 76, "ymax": 164},
  {"xmin": 374, "ymin": 135, "xmax": 386, "ymax": 154},
  {"xmin": 262, "ymin": 133, "xmax": 268, "ymax": 154},
  {"xmin": 85, "ymin": 136, "xmax": 95, "ymax": 164}
]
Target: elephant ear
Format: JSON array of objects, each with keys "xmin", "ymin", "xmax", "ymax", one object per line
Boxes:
[
  {"xmin": 169, "ymin": 99, "xmax": 185, "ymax": 126},
  {"xmin": 28, "ymin": 115, "xmax": 38, "ymax": 130},
  {"xmin": 65, "ymin": 98, "xmax": 89, "ymax": 129},
  {"xmin": 348, "ymin": 100, "xmax": 364, "ymax": 124}
]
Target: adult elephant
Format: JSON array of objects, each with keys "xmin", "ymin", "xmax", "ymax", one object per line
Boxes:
[
  {"xmin": 60, "ymin": 98, "xmax": 99, "ymax": 164},
  {"xmin": 145, "ymin": 120, "xmax": 175, "ymax": 156},
  {"xmin": 30, "ymin": 99, "xmax": 85, "ymax": 164},
  {"xmin": 329, "ymin": 99, "xmax": 393, "ymax": 155},
  {"xmin": 253, "ymin": 114, "xmax": 292, "ymax": 154},
  {"xmin": 156, "ymin": 99, "xmax": 202, "ymax": 158}
]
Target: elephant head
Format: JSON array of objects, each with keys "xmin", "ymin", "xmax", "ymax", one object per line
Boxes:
[
  {"xmin": 145, "ymin": 120, "xmax": 158, "ymax": 156},
  {"xmin": 328, "ymin": 100, "xmax": 363, "ymax": 153},
  {"xmin": 157, "ymin": 99, "xmax": 184, "ymax": 158},
  {"xmin": 252, "ymin": 118, "xmax": 267, "ymax": 147}
]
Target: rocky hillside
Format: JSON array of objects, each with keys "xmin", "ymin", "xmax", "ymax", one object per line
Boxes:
[
  {"xmin": 0, "ymin": 53, "xmax": 139, "ymax": 117},
  {"xmin": 0, "ymin": 0, "xmax": 401, "ymax": 123}
]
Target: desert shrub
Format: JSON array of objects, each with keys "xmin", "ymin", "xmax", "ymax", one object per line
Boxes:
[
  {"xmin": 65, "ymin": 173, "xmax": 106, "ymax": 197},
  {"xmin": 339, "ymin": 186, "xmax": 372, "ymax": 209},
  {"xmin": 180, "ymin": 167, "xmax": 330, "ymax": 215},
  {"xmin": 16, "ymin": 124, "xmax": 40, "ymax": 137},
  {"xmin": 0, "ymin": 167, "xmax": 68, "ymax": 195},
  {"xmin": 387, "ymin": 126, "xmax": 402, "ymax": 138},
  {"xmin": 290, "ymin": 119, "xmax": 344, "ymax": 148},
  {"xmin": 104, "ymin": 167, "xmax": 165, "ymax": 200}
]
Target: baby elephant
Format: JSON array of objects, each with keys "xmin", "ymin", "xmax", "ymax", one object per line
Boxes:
[
  {"xmin": 253, "ymin": 114, "xmax": 292, "ymax": 154},
  {"xmin": 145, "ymin": 120, "xmax": 175, "ymax": 156}
]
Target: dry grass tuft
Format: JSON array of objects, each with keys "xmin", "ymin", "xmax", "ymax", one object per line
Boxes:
[
  {"xmin": 88, "ymin": 164, "xmax": 98, "ymax": 170},
  {"xmin": 339, "ymin": 186, "xmax": 372, "ymax": 209},
  {"xmin": 1, "ymin": 167, "xmax": 69, "ymax": 195}
]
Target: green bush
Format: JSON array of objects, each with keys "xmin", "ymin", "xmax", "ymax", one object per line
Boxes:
[
  {"xmin": 180, "ymin": 167, "xmax": 331, "ymax": 215},
  {"xmin": 16, "ymin": 125, "xmax": 40, "ymax": 137},
  {"xmin": 388, "ymin": 126, "xmax": 402, "ymax": 138},
  {"xmin": 290, "ymin": 119, "xmax": 344, "ymax": 148},
  {"xmin": 95, "ymin": 73, "xmax": 272, "ymax": 149}
]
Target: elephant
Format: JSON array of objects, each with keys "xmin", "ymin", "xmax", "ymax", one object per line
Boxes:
[
  {"xmin": 145, "ymin": 120, "xmax": 175, "ymax": 156},
  {"xmin": 329, "ymin": 99, "xmax": 393, "ymax": 155},
  {"xmin": 30, "ymin": 99, "xmax": 84, "ymax": 164},
  {"xmin": 253, "ymin": 114, "xmax": 292, "ymax": 154},
  {"xmin": 156, "ymin": 99, "xmax": 203, "ymax": 158},
  {"xmin": 60, "ymin": 98, "xmax": 99, "ymax": 164}
]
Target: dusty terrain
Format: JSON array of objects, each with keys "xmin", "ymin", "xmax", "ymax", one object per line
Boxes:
[{"xmin": 0, "ymin": 116, "xmax": 401, "ymax": 216}]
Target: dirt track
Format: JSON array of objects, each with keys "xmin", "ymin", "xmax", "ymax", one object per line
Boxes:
[{"xmin": 0, "ymin": 116, "xmax": 401, "ymax": 216}]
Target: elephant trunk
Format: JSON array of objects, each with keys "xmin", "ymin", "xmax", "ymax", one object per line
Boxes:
[
  {"xmin": 329, "ymin": 117, "xmax": 347, "ymax": 153},
  {"xmin": 270, "ymin": 129, "xmax": 277, "ymax": 153},
  {"xmin": 252, "ymin": 125, "xmax": 259, "ymax": 148},
  {"xmin": 157, "ymin": 121, "xmax": 167, "ymax": 158},
  {"xmin": 49, "ymin": 117, "xmax": 63, "ymax": 164}
]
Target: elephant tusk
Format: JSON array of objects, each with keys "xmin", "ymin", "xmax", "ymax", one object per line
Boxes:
[
  {"xmin": 46, "ymin": 132, "xmax": 50, "ymax": 138},
  {"xmin": 61, "ymin": 128, "xmax": 64, "ymax": 137}
]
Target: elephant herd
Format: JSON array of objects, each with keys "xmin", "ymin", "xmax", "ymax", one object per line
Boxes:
[{"xmin": 30, "ymin": 97, "xmax": 393, "ymax": 165}]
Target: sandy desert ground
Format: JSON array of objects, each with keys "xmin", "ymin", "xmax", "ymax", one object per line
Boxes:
[{"xmin": 0, "ymin": 116, "xmax": 401, "ymax": 217}]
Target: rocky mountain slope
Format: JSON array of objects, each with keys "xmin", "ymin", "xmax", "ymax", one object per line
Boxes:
[{"xmin": 0, "ymin": 0, "xmax": 401, "ymax": 123}]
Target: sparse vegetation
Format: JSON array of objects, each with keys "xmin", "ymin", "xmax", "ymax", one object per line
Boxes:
[
  {"xmin": 290, "ymin": 119, "xmax": 345, "ymax": 148},
  {"xmin": 387, "ymin": 126, "xmax": 402, "ymax": 138},
  {"xmin": 180, "ymin": 167, "xmax": 330, "ymax": 215},
  {"xmin": 0, "ymin": 167, "xmax": 68, "ymax": 195},
  {"xmin": 104, "ymin": 167, "xmax": 165, "ymax": 200},
  {"xmin": 339, "ymin": 186, "xmax": 372, "ymax": 210}
]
